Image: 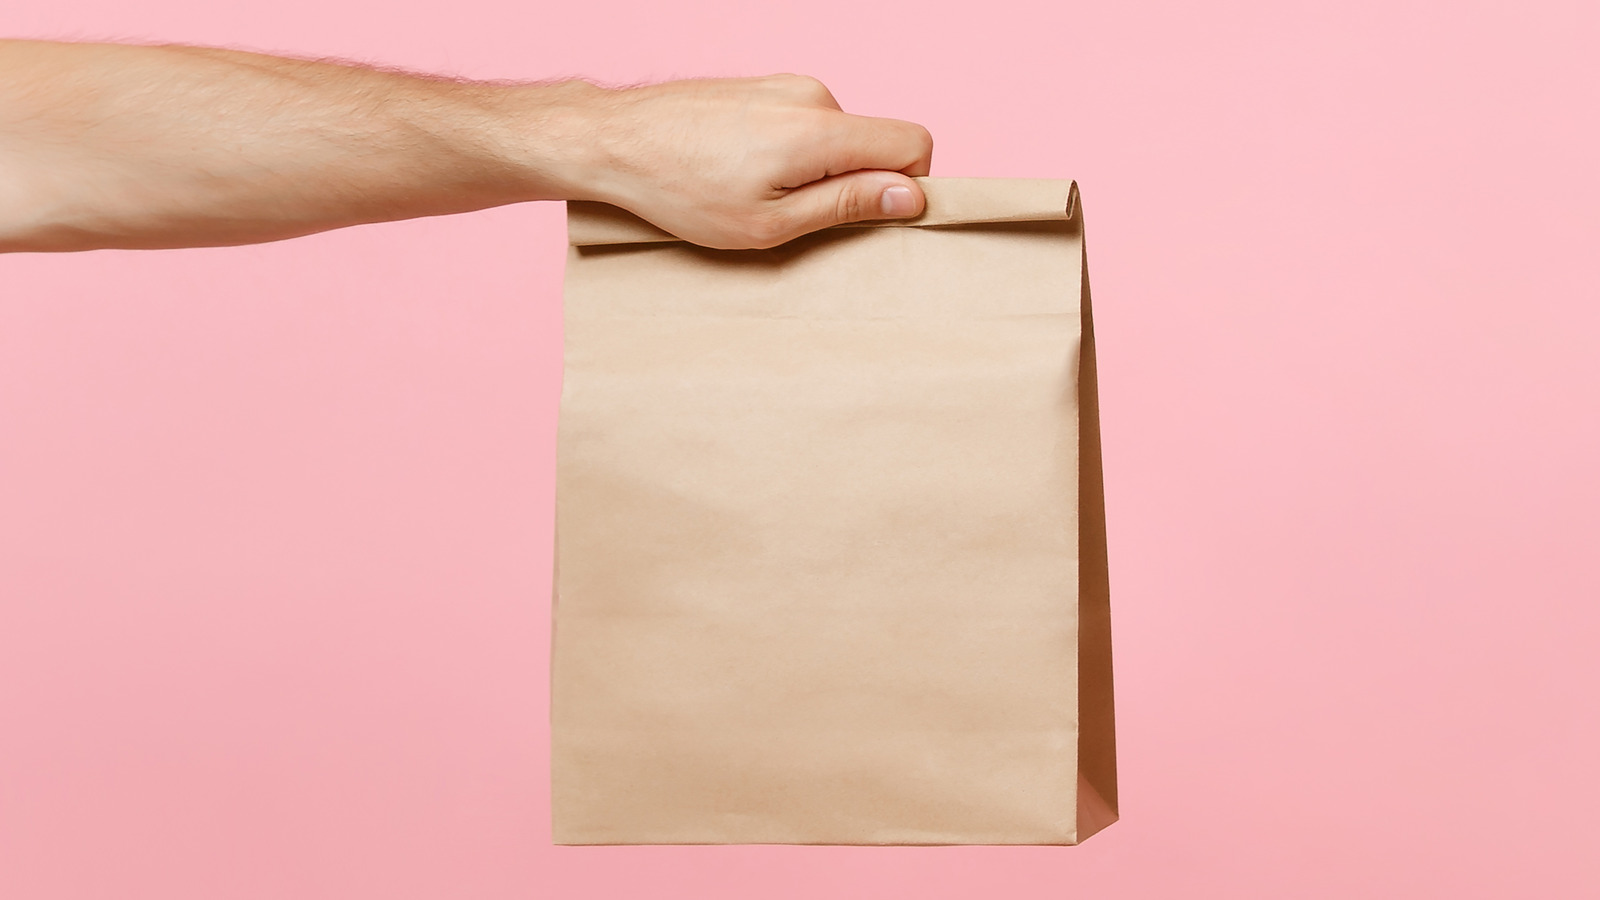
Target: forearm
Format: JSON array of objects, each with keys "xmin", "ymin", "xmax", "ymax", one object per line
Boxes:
[
  {"xmin": 0, "ymin": 40, "xmax": 595, "ymax": 251},
  {"xmin": 0, "ymin": 41, "xmax": 933, "ymax": 252}
]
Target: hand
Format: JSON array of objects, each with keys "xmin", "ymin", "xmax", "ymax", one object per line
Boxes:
[
  {"xmin": 0, "ymin": 42, "xmax": 932, "ymax": 253},
  {"xmin": 565, "ymin": 75, "xmax": 933, "ymax": 250}
]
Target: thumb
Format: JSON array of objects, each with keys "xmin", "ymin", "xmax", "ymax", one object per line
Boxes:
[{"xmin": 779, "ymin": 171, "xmax": 925, "ymax": 239}]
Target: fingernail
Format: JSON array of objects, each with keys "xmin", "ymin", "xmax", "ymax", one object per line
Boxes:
[{"xmin": 880, "ymin": 185, "xmax": 916, "ymax": 217}]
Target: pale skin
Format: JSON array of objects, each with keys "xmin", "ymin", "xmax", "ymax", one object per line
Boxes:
[{"xmin": 0, "ymin": 40, "xmax": 934, "ymax": 253}]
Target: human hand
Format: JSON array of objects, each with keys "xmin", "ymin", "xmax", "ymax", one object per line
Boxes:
[
  {"xmin": 0, "ymin": 44, "xmax": 930, "ymax": 253},
  {"xmin": 562, "ymin": 75, "xmax": 933, "ymax": 250}
]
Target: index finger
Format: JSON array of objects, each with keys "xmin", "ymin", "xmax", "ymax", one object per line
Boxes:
[{"xmin": 822, "ymin": 113, "xmax": 934, "ymax": 179}]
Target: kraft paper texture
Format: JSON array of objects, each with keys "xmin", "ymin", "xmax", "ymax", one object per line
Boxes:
[{"xmin": 552, "ymin": 177, "xmax": 1116, "ymax": 845}]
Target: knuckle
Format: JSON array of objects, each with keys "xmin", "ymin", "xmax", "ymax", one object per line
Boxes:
[
  {"xmin": 835, "ymin": 188, "xmax": 868, "ymax": 224},
  {"xmin": 772, "ymin": 73, "xmax": 833, "ymax": 104}
]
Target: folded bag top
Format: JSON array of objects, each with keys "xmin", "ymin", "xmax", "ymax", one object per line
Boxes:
[
  {"xmin": 553, "ymin": 177, "xmax": 1115, "ymax": 846},
  {"xmin": 567, "ymin": 177, "xmax": 1079, "ymax": 247}
]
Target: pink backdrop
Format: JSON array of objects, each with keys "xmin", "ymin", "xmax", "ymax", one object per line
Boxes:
[{"xmin": 4, "ymin": 1, "xmax": 1598, "ymax": 897}]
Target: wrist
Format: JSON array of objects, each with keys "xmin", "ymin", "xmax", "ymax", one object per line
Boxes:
[{"xmin": 486, "ymin": 78, "xmax": 619, "ymax": 204}]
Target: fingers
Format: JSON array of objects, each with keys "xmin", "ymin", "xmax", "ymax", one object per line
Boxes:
[
  {"xmin": 822, "ymin": 113, "xmax": 934, "ymax": 179},
  {"xmin": 762, "ymin": 73, "xmax": 841, "ymax": 110},
  {"xmin": 749, "ymin": 78, "xmax": 935, "ymax": 246},
  {"xmin": 766, "ymin": 170, "xmax": 926, "ymax": 246},
  {"xmin": 758, "ymin": 73, "xmax": 932, "ymax": 175},
  {"xmin": 621, "ymin": 73, "xmax": 934, "ymax": 249}
]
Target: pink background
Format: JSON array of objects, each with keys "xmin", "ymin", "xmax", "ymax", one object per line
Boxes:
[{"xmin": 4, "ymin": 1, "xmax": 1598, "ymax": 897}]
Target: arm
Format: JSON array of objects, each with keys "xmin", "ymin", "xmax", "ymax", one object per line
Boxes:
[{"xmin": 0, "ymin": 40, "xmax": 932, "ymax": 252}]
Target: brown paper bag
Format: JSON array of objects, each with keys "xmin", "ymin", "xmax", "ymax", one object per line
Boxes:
[{"xmin": 552, "ymin": 177, "xmax": 1115, "ymax": 845}]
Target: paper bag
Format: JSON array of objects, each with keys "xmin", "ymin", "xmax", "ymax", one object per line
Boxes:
[{"xmin": 552, "ymin": 177, "xmax": 1115, "ymax": 845}]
